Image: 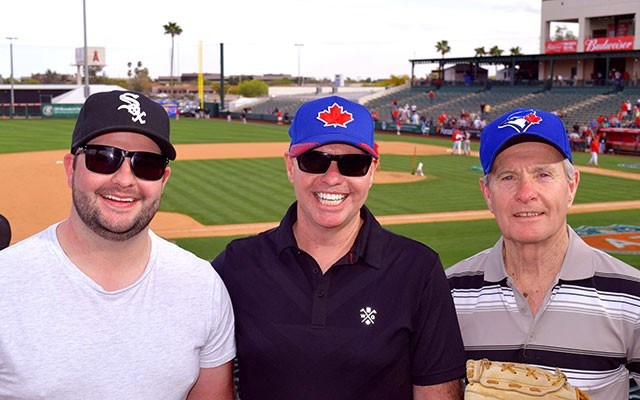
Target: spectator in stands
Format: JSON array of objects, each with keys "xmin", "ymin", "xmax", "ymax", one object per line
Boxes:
[
  {"xmin": 568, "ymin": 130, "xmax": 581, "ymax": 152},
  {"xmin": 429, "ymin": 90, "xmax": 435, "ymax": 103},
  {"xmin": 438, "ymin": 111, "xmax": 447, "ymax": 127},
  {"xmin": 572, "ymin": 122, "xmax": 580, "ymax": 134},
  {"xmin": 599, "ymin": 131, "xmax": 608, "ymax": 154},
  {"xmin": 411, "ymin": 112, "xmax": 420, "ymax": 125},
  {"xmin": 284, "ymin": 111, "xmax": 290, "ymax": 124},
  {"xmin": 584, "ymin": 126, "xmax": 593, "ymax": 148}
]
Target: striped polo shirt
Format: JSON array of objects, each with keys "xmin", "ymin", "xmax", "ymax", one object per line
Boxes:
[{"xmin": 446, "ymin": 227, "xmax": 640, "ymax": 400}]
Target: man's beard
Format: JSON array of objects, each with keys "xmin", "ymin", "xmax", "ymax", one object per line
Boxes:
[{"xmin": 72, "ymin": 184, "xmax": 160, "ymax": 242}]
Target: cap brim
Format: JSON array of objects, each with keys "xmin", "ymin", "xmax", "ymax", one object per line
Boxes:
[
  {"xmin": 289, "ymin": 134, "xmax": 378, "ymax": 158},
  {"xmin": 72, "ymin": 126, "xmax": 176, "ymax": 160}
]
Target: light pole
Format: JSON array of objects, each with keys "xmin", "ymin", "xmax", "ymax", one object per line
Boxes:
[
  {"xmin": 82, "ymin": 0, "xmax": 90, "ymax": 98},
  {"xmin": 295, "ymin": 43, "xmax": 303, "ymax": 86},
  {"xmin": 6, "ymin": 37, "xmax": 17, "ymax": 119}
]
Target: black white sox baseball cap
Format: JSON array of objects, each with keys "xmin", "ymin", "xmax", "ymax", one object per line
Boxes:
[{"xmin": 71, "ymin": 90, "xmax": 176, "ymax": 160}]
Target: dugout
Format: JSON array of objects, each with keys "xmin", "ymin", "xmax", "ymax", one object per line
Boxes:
[{"xmin": 598, "ymin": 127, "xmax": 640, "ymax": 155}]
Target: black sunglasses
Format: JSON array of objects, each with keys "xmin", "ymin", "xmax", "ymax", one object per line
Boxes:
[
  {"xmin": 296, "ymin": 150, "xmax": 373, "ymax": 177},
  {"xmin": 77, "ymin": 145, "xmax": 169, "ymax": 181}
]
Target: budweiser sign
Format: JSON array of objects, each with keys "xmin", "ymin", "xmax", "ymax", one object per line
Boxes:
[
  {"xmin": 545, "ymin": 40, "xmax": 578, "ymax": 54},
  {"xmin": 584, "ymin": 36, "xmax": 634, "ymax": 52}
]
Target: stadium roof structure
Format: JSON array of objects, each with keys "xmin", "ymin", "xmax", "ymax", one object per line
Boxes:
[{"xmin": 409, "ymin": 50, "xmax": 640, "ymax": 67}]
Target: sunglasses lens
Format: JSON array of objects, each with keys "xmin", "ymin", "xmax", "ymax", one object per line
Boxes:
[
  {"xmin": 297, "ymin": 151, "xmax": 331, "ymax": 174},
  {"xmin": 82, "ymin": 145, "xmax": 167, "ymax": 181},
  {"xmin": 296, "ymin": 151, "xmax": 372, "ymax": 177},
  {"xmin": 337, "ymin": 154, "xmax": 373, "ymax": 177},
  {"xmin": 84, "ymin": 146, "xmax": 122, "ymax": 174},
  {"xmin": 131, "ymin": 153, "xmax": 168, "ymax": 180}
]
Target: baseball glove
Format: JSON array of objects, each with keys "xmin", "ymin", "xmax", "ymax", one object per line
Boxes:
[{"xmin": 465, "ymin": 359, "xmax": 590, "ymax": 399}]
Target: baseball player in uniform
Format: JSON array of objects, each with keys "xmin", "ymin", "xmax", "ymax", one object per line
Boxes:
[
  {"xmin": 446, "ymin": 108, "xmax": 640, "ymax": 399},
  {"xmin": 213, "ymin": 95, "xmax": 466, "ymax": 400}
]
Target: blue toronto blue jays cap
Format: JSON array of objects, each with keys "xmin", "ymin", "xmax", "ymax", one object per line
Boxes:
[
  {"xmin": 480, "ymin": 108, "xmax": 572, "ymax": 174},
  {"xmin": 288, "ymin": 95, "xmax": 378, "ymax": 158},
  {"xmin": 71, "ymin": 90, "xmax": 176, "ymax": 160}
]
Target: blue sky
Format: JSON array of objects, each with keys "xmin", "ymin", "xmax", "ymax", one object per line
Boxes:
[{"xmin": 2, "ymin": 0, "xmax": 543, "ymax": 81}]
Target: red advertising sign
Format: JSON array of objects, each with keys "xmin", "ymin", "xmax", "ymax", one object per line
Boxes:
[
  {"xmin": 584, "ymin": 36, "xmax": 634, "ymax": 52},
  {"xmin": 545, "ymin": 40, "xmax": 578, "ymax": 54}
]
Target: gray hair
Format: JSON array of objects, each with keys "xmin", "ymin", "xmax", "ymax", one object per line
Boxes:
[{"xmin": 481, "ymin": 159, "xmax": 576, "ymax": 186}]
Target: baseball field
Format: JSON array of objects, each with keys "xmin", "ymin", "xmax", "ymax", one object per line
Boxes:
[{"xmin": 1, "ymin": 118, "xmax": 639, "ymax": 267}]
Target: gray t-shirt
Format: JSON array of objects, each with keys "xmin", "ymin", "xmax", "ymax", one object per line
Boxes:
[{"xmin": 0, "ymin": 224, "xmax": 235, "ymax": 399}]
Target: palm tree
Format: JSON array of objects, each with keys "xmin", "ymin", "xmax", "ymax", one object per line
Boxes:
[
  {"xmin": 163, "ymin": 22, "xmax": 183, "ymax": 92},
  {"xmin": 472, "ymin": 47, "xmax": 487, "ymax": 82},
  {"xmin": 509, "ymin": 46, "xmax": 522, "ymax": 56},
  {"xmin": 435, "ymin": 40, "xmax": 451, "ymax": 80},
  {"xmin": 489, "ymin": 45, "xmax": 503, "ymax": 57}
]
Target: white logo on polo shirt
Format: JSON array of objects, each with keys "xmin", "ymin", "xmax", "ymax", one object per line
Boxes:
[
  {"xmin": 117, "ymin": 92, "xmax": 147, "ymax": 124},
  {"xmin": 360, "ymin": 307, "xmax": 377, "ymax": 325}
]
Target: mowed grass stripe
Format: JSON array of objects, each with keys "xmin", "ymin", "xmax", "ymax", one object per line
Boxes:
[
  {"xmin": 161, "ymin": 153, "xmax": 640, "ymax": 226},
  {"xmin": 163, "ymin": 158, "xmax": 294, "ymax": 225}
]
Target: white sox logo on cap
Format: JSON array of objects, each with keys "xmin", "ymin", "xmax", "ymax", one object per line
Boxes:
[
  {"xmin": 117, "ymin": 92, "xmax": 147, "ymax": 124},
  {"xmin": 316, "ymin": 102, "xmax": 354, "ymax": 128}
]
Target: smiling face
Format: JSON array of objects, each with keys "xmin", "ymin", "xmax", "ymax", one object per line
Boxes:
[
  {"xmin": 285, "ymin": 143, "xmax": 377, "ymax": 234},
  {"xmin": 480, "ymin": 141, "xmax": 579, "ymax": 248},
  {"xmin": 63, "ymin": 131, "xmax": 171, "ymax": 241}
]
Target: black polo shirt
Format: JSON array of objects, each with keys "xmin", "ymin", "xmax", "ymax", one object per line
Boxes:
[{"xmin": 213, "ymin": 203, "xmax": 465, "ymax": 400}]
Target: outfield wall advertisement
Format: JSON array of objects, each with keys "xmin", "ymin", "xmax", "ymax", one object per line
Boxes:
[{"xmin": 41, "ymin": 104, "xmax": 82, "ymax": 118}]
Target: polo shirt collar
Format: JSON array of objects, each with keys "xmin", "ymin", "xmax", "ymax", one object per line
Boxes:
[
  {"xmin": 483, "ymin": 225, "xmax": 596, "ymax": 283},
  {"xmin": 273, "ymin": 202, "xmax": 384, "ymax": 270}
]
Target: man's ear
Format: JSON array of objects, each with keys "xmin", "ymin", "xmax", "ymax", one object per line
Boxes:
[
  {"xmin": 567, "ymin": 169, "xmax": 580, "ymax": 207},
  {"xmin": 479, "ymin": 177, "xmax": 494, "ymax": 214},
  {"xmin": 63, "ymin": 153, "xmax": 75, "ymax": 189},
  {"xmin": 284, "ymin": 152, "xmax": 295, "ymax": 184}
]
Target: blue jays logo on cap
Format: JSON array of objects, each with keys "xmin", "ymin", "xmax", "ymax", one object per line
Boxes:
[
  {"xmin": 480, "ymin": 108, "xmax": 572, "ymax": 174},
  {"xmin": 316, "ymin": 103, "xmax": 354, "ymax": 128},
  {"xmin": 498, "ymin": 110, "xmax": 543, "ymax": 133},
  {"xmin": 288, "ymin": 95, "xmax": 378, "ymax": 158}
]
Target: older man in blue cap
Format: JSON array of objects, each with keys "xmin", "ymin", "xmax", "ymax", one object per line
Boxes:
[
  {"xmin": 213, "ymin": 95, "xmax": 466, "ymax": 400},
  {"xmin": 447, "ymin": 108, "xmax": 640, "ymax": 399}
]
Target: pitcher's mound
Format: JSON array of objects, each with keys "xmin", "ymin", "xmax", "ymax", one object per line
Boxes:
[{"xmin": 374, "ymin": 171, "xmax": 426, "ymax": 184}]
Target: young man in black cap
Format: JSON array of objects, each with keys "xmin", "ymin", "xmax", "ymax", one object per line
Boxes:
[
  {"xmin": 213, "ymin": 95, "xmax": 465, "ymax": 400},
  {"xmin": 0, "ymin": 91, "xmax": 235, "ymax": 399}
]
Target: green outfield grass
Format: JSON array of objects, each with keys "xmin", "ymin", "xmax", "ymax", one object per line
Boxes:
[
  {"xmin": 173, "ymin": 209, "xmax": 640, "ymax": 268},
  {"xmin": 2, "ymin": 118, "xmax": 639, "ymax": 268}
]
